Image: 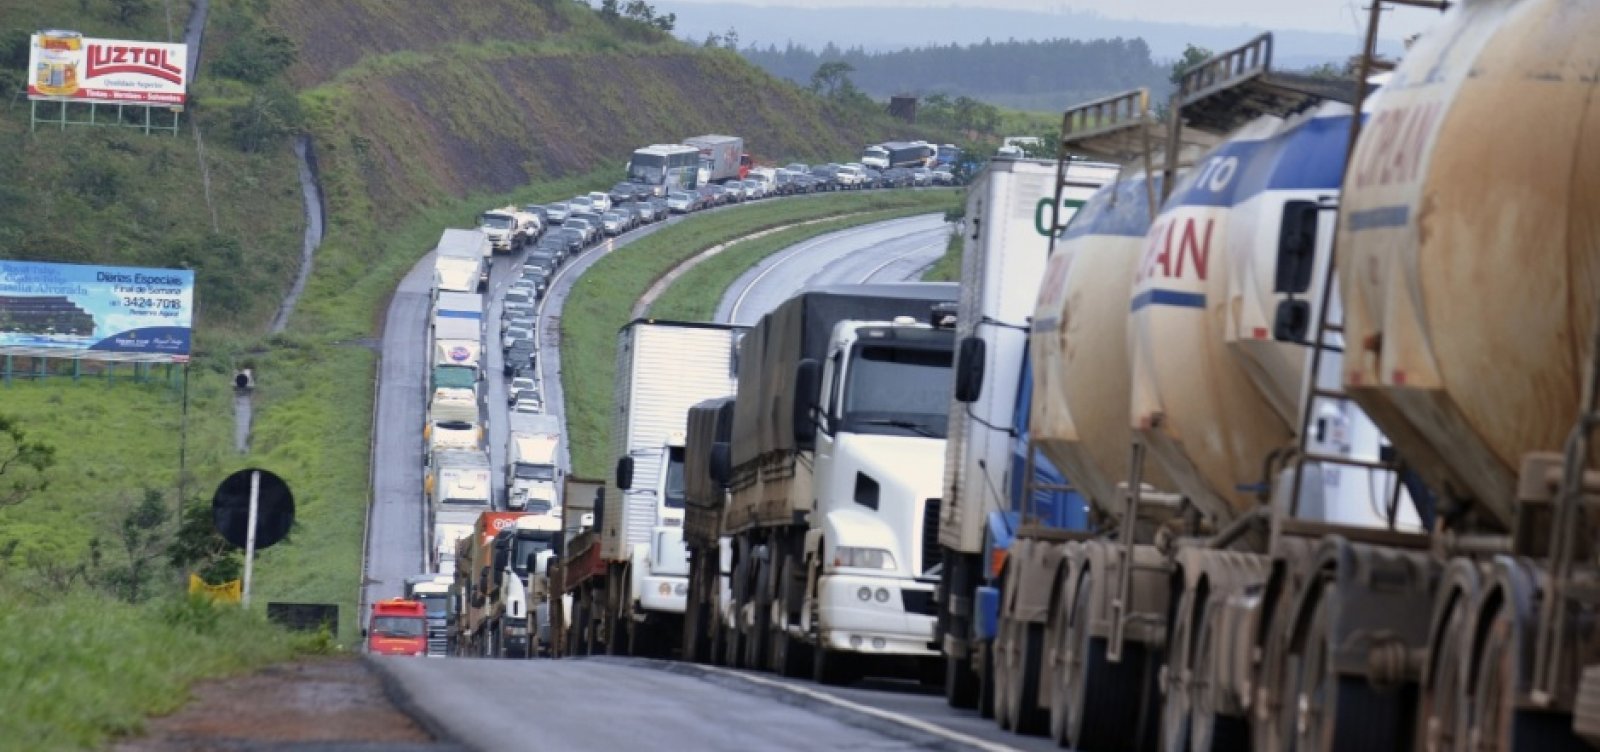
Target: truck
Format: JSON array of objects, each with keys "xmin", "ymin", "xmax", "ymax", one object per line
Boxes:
[
  {"xmin": 549, "ymin": 476, "xmax": 605, "ymax": 656},
  {"xmin": 506, "ymin": 412, "xmax": 562, "ymax": 513},
  {"xmin": 680, "ymin": 396, "xmax": 736, "ymax": 663},
  {"xmin": 557, "ymin": 321, "xmax": 744, "ymax": 659},
  {"xmin": 366, "ymin": 598, "xmax": 427, "ymax": 656},
  {"xmin": 932, "ymin": 156, "xmax": 1113, "ymax": 713},
  {"xmin": 450, "ymin": 511, "xmax": 527, "ymax": 657},
  {"xmin": 861, "ymin": 141, "xmax": 935, "ymax": 170},
  {"xmin": 477, "ymin": 206, "xmax": 539, "ymax": 253},
  {"xmin": 404, "ymin": 574, "xmax": 453, "ymax": 656},
  {"xmin": 684, "ymin": 134, "xmax": 747, "ymax": 184},
  {"xmin": 427, "ymin": 449, "xmax": 492, "ymax": 573},
  {"xmin": 493, "ymin": 514, "xmax": 563, "ymax": 657},
  {"xmin": 431, "ymin": 292, "xmax": 484, "ymax": 383},
  {"xmin": 434, "ymin": 228, "xmax": 489, "ymax": 293},
  {"xmin": 707, "ymin": 284, "xmax": 958, "ymax": 683}
]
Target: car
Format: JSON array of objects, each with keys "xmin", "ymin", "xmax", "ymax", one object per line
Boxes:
[
  {"xmin": 608, "ymin": 182, "xmax": 638, "ymax": 207},
  {"xmin": 563, "ymin": 218, "xmax": 597, "ymax": 244},
  {"xmin": 520, "ymin": 262, "xmax": 549, "ymax": 282},
  {"xmin": 545, "ymin": 202, "xmax": 571, "ymax": 224},
  {"xmin": 600, "ymin": 211, "xmax": 629, "ymax": 236},
  {"xmin": 586, "ymin": 191, "xmax": 612, "ymax": 213},
  {"xmin": 649, "ymin": 197, "xmax": 671, "ymax": 217},
  {"xmin": 629, "ymin": 201, "xmax": 658, "ymax": 224},
  {"xmin": 722, "ymin": 182, "xmax": 747, "ymax": 202},
  {"xmin": 547, "ymin": 228, "xmax": 583, "ymax": 256},
  {"xmin": 504, "ymin": 286, "xmax": 535, "ymax": 308},
  {"xmin": 711, "ymin": 184, "xmax": 736, "ymax": 205},
  {"xmin": 911, "ymin": 167, "xmax": 933, "ymax": 187},
  {"xmin": 744, "ymin": 180, "xmax": 768, "ymax": 200},
  {"xmin": 523, "ymin": 205, "xmax": 550, "ymax": 225},
  {"xmin": 512, "ymin": 392, "xmax": 544, "ymax": 413},
  {"xmin": 667, "ymin": 191, "xmax": 696, "ymax": 213},
  {"xmin": 568, "ymin": 196, "xmax": 594, "ymax": 214},
  {"xmin": 510, "ymin": 376, "xmax": 536, "ymax": 393},
  {"xmin": 785, "ymin": 163, "xmax": 808, "ymax": 174},
  {"xmin": 931, "ymin": 166, "xmax": 955, "ymax": 185},
  {"xmin": 502, "ymin": 325, "xmax": 533, "ymax": 350},
  {"xmin": 508, "ymin": 280, "xmax": 539, "ymax": 299}
]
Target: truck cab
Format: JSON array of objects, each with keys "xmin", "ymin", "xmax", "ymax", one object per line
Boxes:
[
  {"xmin": 489, "ymin": 515, "xmax": 561, "ymax": 657},
  {"xmin": 507, "ymin": 436, "xmax": 561, "ymax": 513},
  {"xmin": 478, "ymin": 209, "xmax": 521, "ymax": 253},
  {"xmin": 629, "ymin": 434, "xmax": 692, "ymax": 619},
  {"xmin": 404, "ymin": 575, "xmax": 453, "ymax": 656},
  {"xmin": 806, "ymin": 316, "xmax": 955, "ymax": 660},
  {"xmin": 367, "ymin": 598, "xmax": 427, "ymax": 656}
]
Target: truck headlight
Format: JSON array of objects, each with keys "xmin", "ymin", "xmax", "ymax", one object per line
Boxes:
[{"xmin": 834, "ymin": 547, "xmax": 896, "ymax": 571}]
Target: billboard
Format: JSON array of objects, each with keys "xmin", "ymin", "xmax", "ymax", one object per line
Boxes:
[
  {"xmin": 0, "ymin": 260, "xmax": 195, "ymax": 363},
  {"xmin": 26, "ymin": 30, "xmax": 188, "ymax": 106}
]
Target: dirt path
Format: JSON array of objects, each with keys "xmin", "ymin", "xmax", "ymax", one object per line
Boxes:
[{"xmin": 114, "ymin": 658, "xmax": 455, "ymax": 751}]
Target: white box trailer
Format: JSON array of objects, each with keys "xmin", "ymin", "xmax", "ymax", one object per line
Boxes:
[
  {"xmin": 434, "ymin": 228, "xmax": 490, "ymax": 293},
  {"xmin": 507, "ymin": 412, "xmax": 563, "ymax": 512}
]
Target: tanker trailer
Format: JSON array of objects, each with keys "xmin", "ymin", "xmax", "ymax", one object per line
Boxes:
[{"xmin": 1330, "ymin": 1, "xmax": 1600, "ymax": 749}]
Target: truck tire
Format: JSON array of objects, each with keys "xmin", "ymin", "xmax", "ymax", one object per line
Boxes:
[
  {"xmin": 1066, "ymin": 572, "xmax": 1145, "ymax": 752},
  {"xmin": 997, "ymin": 615, "xmax": 1048, "ymax": 734},
  {"xmin": 945, "ymin": 653, "xmax": 979, "ymax": 709},
  {"xmin": 812, "ymin": 644, "xmax": 858, "ymax": 686},
  {"xmin": 770, "ymin": 557, "xmax": 810, "ymax": 677},
  {"xmin": 744, "ymin": 557, "xmax": 771, "ymax": 670}
]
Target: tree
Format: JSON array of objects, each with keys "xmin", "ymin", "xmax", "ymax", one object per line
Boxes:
[
  {"xmin": 651, "ymin": 12, "xmax": 675, "ymax": 32},
  {"xmin": 1170, "ymin": 44, "xmax": 1213, "ymax": 86},
  {"xmin": 229, "ymin": 82, "xmax": 302, "ymax": 153},
  {"xmin": 107, "ymin": 488, "xmax": 170, "ymax": 603},
  {"xmin": 213, "ymin": 27, "xmax": 297, "ymax": 84},
  {"xmin": 169, "ymin": 496, "xmax": 241, "ymax": 584},
  {"xmin": 722, "ymin": 27, "xmax": 739, "ymax": 50},
  {"xmin": 702, "ymin": 31, "xmax": 722, "ymax": 48},
  {"xmin": 109, "ymin": 0, "xmax": 151, "ymax": 25},
  {"xmin": 599, "ymin": 0, "xmax": 620, "ymax": 19},
  {"xmin": 809, "ymin": 61, "xmax": 855, "ymax": 97},
  {"xmin": 0, "ymin": 414, "xmax": 54, "ymax": 512}
]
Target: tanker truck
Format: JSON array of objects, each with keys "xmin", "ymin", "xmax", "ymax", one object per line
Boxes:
[
  {"xmin": 714, "ymin": 284, "xmax": 958, "ymax": 682},
  {"xmin": 933, "ymin": 155, "xmax": 1112, "ymax": 712},
  {"xmin": 975, "ymin": 34, "xmax": 1437, "ymax": 749}
]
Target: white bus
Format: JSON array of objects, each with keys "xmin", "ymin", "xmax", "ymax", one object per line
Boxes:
[{"xmin": 626, "ymin": 144, "xmax": 701, "ymax": 196}]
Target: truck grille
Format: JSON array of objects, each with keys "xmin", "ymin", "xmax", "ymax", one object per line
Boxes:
[
  {"xmin": 901, "ymin": 589, "xmax": 937, "ymax": 616},
  {"xmin": 921, "ymin": 498, "xmax": 942, "ymax": 574}
]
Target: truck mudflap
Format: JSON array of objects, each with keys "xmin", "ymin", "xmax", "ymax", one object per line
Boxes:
[{"xmin": 817, "ymin": 573, "xmax": 939, "ymax": 656}]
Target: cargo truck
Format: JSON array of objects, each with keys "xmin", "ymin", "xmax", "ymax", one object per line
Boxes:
[
  {"xmin": 450, "ymin": 511, "xmax": 526, "ymax": 657},
  {"xmin": 861, "ymin": 141, "xmax": 935, "ymax": 170},
  {"xmin": 549, "ymin": 476, "xmax": 605, "ymax": 656},
  {"xmin": 680, "ymin": 396, "xmax": 736, "ymax": 663},
  {"xmin": 601, "ymin": 320, "xmax": 744, "ymax": 657},
  {"xmin": 431, "ymin": 291, "xmax": 485, "ymax": 382},
  {"xmin": 427, "ymin": 449, "xmax": 492, "ymax": 574},
  {"xmin": 506, "ymin": 412, "xmax": 562, "ymax": 512},
  {"xmin": 684, "ymin": 134, "xmax": 747, "ymax": 184},
  {"xmin": 434, "ymin": 228, "xmax": 489, "ymax": 293},
  {"xmin": 932, "ymin": 156, "xmax": 1112, "ymax": 714},
  {"xmin": 488, "ymin": 514, "xmax": 562, "ymax": 657},
  {"xmin": 710, "ymin": 284, "xmax": 959, "ymax": 683},
  {"xmin": 404, "ymin": 574, "xmax": 453, "ymax": 656}
]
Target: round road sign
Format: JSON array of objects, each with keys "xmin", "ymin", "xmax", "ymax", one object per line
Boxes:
[{"xmin": 211, "ymin": 468, "xmax": 295, "ymax": 550}]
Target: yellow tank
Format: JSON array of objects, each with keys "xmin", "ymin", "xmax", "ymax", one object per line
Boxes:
[
  {"xmin": 1338, "ymin": 0, "xmax": 1600, "ymax": 530},
  {"xmin": 1032, "ymin": 175, "xmax": 1175, "ymax": 516},
  {"xmin": 1128, "ymin": 102, "xmax": 1357, "ymax": 525}
]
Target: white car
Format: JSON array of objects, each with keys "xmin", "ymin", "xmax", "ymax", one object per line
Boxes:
[
  {"xmin": 502, "ymin": 326, "xmax": 533, "ymax": 351},
  {"xmin": 587, "ymin": 192, "xmax": 612, "ymax": 213},
  {"xmin": 508, "ymin": 377, "xmax": 537, "ymax": 405},
  {"xmin": 513, "ymin": 394, "xmax": 544, "ymax": 413},
  {"xmin": 568, "ymin": 196, "xmax": 594, "ymax": 214}
]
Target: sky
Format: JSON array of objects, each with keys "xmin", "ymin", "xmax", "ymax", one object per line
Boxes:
[{"xmin": 656, "ymin": 0, "xmax": 1449, "ymax": 40}]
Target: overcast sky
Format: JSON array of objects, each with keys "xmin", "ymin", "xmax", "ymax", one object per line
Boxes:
[{"xmin": 658, "ymin": 0, "xmax": 1449, "ymax": 40}]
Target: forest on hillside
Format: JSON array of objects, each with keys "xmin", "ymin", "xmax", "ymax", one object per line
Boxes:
[{"xmin": 740, "ymin": 37, "xmax": 1171, "ymax": 112}]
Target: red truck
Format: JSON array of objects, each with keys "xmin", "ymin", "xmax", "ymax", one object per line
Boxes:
[{"xmin": 366, "ymin": 598, "xmax": 427, "ymax": 655}]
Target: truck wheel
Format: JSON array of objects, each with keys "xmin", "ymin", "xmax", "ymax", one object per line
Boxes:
[
  {"xmin": 1292, "ymin": 589, "xmax": 1409, "ymax": 752},
  {"xmin": 1066, "ymin": 572, "xmax": 1145, "ymax": 752},
  {"xmin": 770, "ymin": 557, "xmax": 810, "ymax": 677},
  {"xmin": 812, "ymin": 644, "xmax": 857, "ymax": 686},
  {"xmin": 945, "ymin": 653, "xmax": 979, "ymax": 709},
  {"xmin": 998, "ymin": 616, "xmax": 1048, "ymax": 734},
  {"xmin": 1189, "ymin": 600, "xmax": 1248, "ymax": 752},
  {"xmin": 745, "ymin": 558, "xmax": 771, "ymax": 670}
]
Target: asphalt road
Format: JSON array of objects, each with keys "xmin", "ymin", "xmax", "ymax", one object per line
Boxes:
[{"xmin": 716, "ymin": 213, "xmax": 951, "ymax": 324}]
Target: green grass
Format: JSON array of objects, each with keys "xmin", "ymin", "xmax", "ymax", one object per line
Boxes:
[
  {"xmin": 562, "ymin": 190, "xmax": 958, "ymax": 478},
  {"xmin": 922, "ymin": 229, "xmax": 965, "ymax": 282},
  {"xmin": 0, "ymin": 591, "xmax": 318, "ymax": 749},
  {"xmin": 647, "ymin": 204, "xmax": 955, "ymax": 322}
]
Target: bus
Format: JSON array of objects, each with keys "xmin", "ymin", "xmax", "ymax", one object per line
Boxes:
[{"xmin": 626, "ymin": 144, "xmax": 701, "ymax": 196}]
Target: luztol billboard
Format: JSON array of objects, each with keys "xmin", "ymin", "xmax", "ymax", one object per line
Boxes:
[
  {"xmin": 0, "ymin": 260, "xmax": 195, "ymax": 363},
  {"xmin": 27, "ymin": 30, "xmax": 188, "ymax": 106}
]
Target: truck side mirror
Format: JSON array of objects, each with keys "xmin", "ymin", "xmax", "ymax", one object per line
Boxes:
[
  {"xmin": 709, "ymin": 442, "xmax": 732, "ymax": 488},
  {"xmin": 793, "ymin": 358, "xmax": 821, "ymax": 450},
  {"xmin": 1274, "ymin": 200, "xmax": 1318, "ymax": 294},
  {"xmin": 592, "ymin": 488, "xmax": 606, "ymax": 533},
  {"xmin": 616, "ymin": 456, "xmax": 634, "ymax": 491},
  {"xmin": 954, "ymin": 336, "xmax": 986, "ymax": 403},
  {"xmin": 1273, "ymin": 299, "xmax": 1311, "ymax": 342}
]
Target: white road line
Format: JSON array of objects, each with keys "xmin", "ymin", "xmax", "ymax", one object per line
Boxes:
[
  {"xmin": 697, "ymin": 666, "xmax": 1023, "ymax": 752},
  {"xmin": 857, "ymin": 235, "xmax": 947, "ymax": 284},
  {"xmin": 726, "ymin": 214, "xmax": 933, "ymax": 324}
]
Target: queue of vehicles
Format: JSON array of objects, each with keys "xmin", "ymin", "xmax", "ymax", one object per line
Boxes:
[{"xmin": 533, "ymin": 6, "xmax": 1600, "ymax": 751}]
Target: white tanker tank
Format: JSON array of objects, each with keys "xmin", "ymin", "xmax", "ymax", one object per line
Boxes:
[
  {"xmin": 1033, "ymin": 174, "xmax": 1177, "ymax": 514},
  {"xmin": 1338, "ymin": 0, "xmax": 1600, "ymax": 530},
  {"xmin": 1128, "ymin": 100, "xmax": 1363, "ymax": 525}
]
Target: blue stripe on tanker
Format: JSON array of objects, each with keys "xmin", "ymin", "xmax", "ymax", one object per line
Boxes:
[{"xmin": 1131, "ymin": 288, "xmax": 1207, "ymax": 312}]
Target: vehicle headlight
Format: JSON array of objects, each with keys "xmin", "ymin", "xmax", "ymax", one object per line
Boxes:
[{"xmin": 833, "ymin": 547, "xmax": 896, "ymax": 571}]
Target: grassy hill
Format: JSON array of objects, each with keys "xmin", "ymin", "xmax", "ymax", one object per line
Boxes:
[{"xmin": 0, "ymin": 0, "xmax": 944, "ymax": 657}]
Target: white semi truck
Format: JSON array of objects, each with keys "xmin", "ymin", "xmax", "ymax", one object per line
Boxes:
[
  {"xmin": 708, "ymin": 284, "xmax": 959, "ymax": 683},
  {"xmin": 434, "ymin": 228, "xmax": 489, "ymax": 293},
  {"xmin": 506, "ymin": 412, "xmax": 563, "ymax": 513},
  {"xmin": 586, "ymin": 320, "xmax": 745, "ymax": 657},
  {"xmin": 427, "ymin": 449, "xmax": 492, "ymax": 574},
  {"xmin": 932, "ymin": 155, "xmax": 1114, "ymax": 709}
]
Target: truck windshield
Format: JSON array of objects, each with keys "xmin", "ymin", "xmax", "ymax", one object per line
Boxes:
[
  {"xmin": 663, "ymin": 446, "xmax": 686, "ymax": 509},
  {"xmin": 628, "ymin": 154, "xmax": 666, "ymax": 184},
  {"xmin": 416, "ymin": 594, "xmax": 446, "ymax": 619},
  {"xmin": 479, "ymin": 215, "xmax": 514, "ymax": 229},
  {"xmin": 371, "ymin": 616, "xmax": 424, "ymax": 637},
  {"xmin": 514, "ymin": 464, "xmax": 556, "ymax": 481},
  {"xmin": 842, "ymin": 344, "xmax": 953, "ymax": 438},
  {"xmin": 513, "ymin": 534, "xmax": 555, "ymax": 575}
]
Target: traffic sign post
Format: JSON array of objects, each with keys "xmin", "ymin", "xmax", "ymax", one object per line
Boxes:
[{"xmin": 212, "ymin": 468, "xmax": 295, "ymax": 608}]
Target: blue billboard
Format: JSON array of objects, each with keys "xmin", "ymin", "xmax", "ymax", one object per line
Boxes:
[{"xmin": 0, "ymin": 260, "xmax": 195, "ymax": 362}]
